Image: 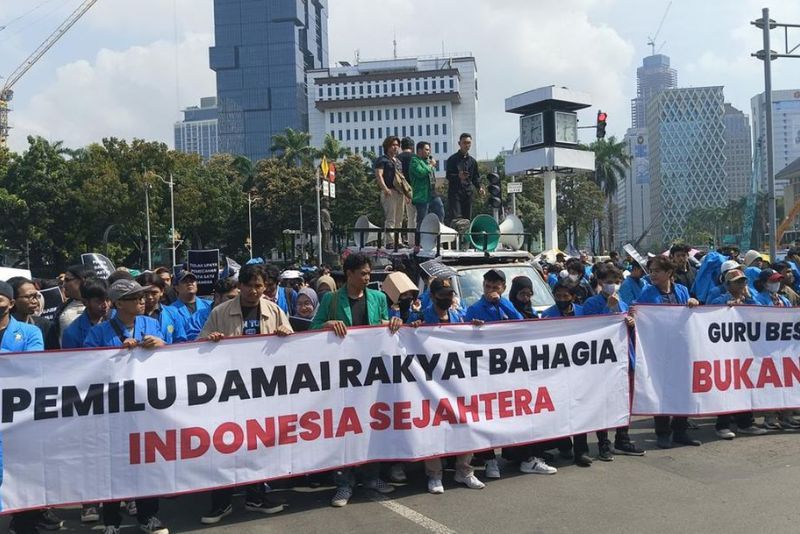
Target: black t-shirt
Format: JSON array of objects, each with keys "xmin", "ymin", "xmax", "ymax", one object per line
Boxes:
[
  {"xmin": 658, "ymin": 287, "xmax": 679, "ymax": 305},
  {"xmin": 241, "ymin": 305, "xmax": 260, "ymax": 335},
  {"xmin": 397, "ymin": 151, "xmax": 413, "ymax": 179},
  {"xmin": 375, "ymin": 155, "xmax": 397, "ymax": 189},
  {"xmin": 349, "ymin": 296, "xmax": 368, "ymax": 327}
]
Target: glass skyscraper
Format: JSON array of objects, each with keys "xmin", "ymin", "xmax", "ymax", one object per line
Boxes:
[{"xmin": 209, "ymin": 0, "xmax": 328, "ymax": 162}]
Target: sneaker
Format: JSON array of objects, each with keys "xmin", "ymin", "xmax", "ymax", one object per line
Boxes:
[
  {"xmin": 781, "ymin": 416, "xmax": 800, "ymax": 429},
  {"xmin": 363, "ymin": 477, "xmax": 395, "ymax": 494},
  {"xmin": 575, "ymin": 453, "xmax": 593, "ymax": 467},
  {"xmin": 200, "ymin": 503, "xmax": 232, "ymax": 524},
  {"xmin": 331, "ymin": 486, "xmax": 353, "ymax": 508},
  {"xmin": 484, "ymin": 459, "xmax": 501, "ymax": 479},
  {"xmin": 613, "ymin": 441, "xmax": 646, "ymax": 456},
  {"xmin": 139, "ymin": 516, "xmax": 169, "ymax": 534},
  {"xmin": 520, "ymin": 456, "xmax": 557, "ymax": 474},
  {"xmin": 244, "ymin": 494, "xmax": 285, "ymax": 514},
  {"xmin": 81, "ymin": 505, "xmax": 100, "ymax": 523},
  {"xmin": 389, "ymin": 463, "xmax": 407, "ymax": 483},
  {"xmin": 37, "ymin": 509, "xmax": 64, "ymax": 531},
  {"xmin": 597, "ymin": 445, "xmax": 615, "ymax": 462},
  {"xmin": 715, "ymin": 428, "xmax": 736, "ymax": 440},
  {"xmin": 739, "ymin": 425, "xmax": 768, "ymax": 435},
  {"xmin": 763, "ymin": 416, "xmax": 782, "ymax": 430},
  {"xmin": 672, "ymin": 433, "xmax": 702, "ymax": 446},
  {"xmin": 427, "ymin": 478, "xmax": 444, "ymax": 494},
  {"xmin": 126, "ymin": 500, "xmax": 138, "ymax": 516},
  {"xmin": 103, "ymin": 527, "xmax": 121, "ymax": 534},
  {"xmin": 453, "ymin": 472, "xmax": 485, "ymax": 489},
  {"xmin": 656, "ymin": 435, "xmax": 673, "ymax": 449}
]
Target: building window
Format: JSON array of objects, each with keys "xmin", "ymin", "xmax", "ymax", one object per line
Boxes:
[
  {"xmin": 329, "ymin": 112, "xmax": 334, "ymax": 123},
  {"xmin": 368, "ymin": 84, "xmax": 372, "ymax": 94},
  {"xmin": 378, "ymin": 110, "xmax": 382, "ymax": 120},
  {"xmin": 418, "ymin": 106, "xmax": 422, "ymax": 117},
  {"xmin": 409, "ymin": 125, "xmax": 414, "ymax": 136},
  {"xmin": 402, "ymin": 126, "xmax": 406, "ymax": 136},
  {"xmin": 354, "ymin": 129, "xmax": 359, "ymax": 140},
  {"xmin": 379, "ymin": 127, "xmax": 383, "ymax": 138},
  {"xmin": 407, "ymin": 81, "xmax": 411, "ymax": 91},
  {"xmin": 344, "ymin": 86, "xmax": 348, "ymax": 96},
  {"xmin": 426, "ymin": 124, "xmax": 431, "ymax": 135},
  {"xmin": 375, "ymin": 83, "xmax": 379, "ymax": 93},
  {"xmin": 393, "ymin": 109, "xmax": 398, "ymax": 120},
  {"xmin": 361, "ymin": 111, "xmax": 366, "ymax": 121},
  {"xmin": 426, "ymin": 106, "xmax": 431, "ymax": 118},
  {"xmin": 383, "ymin": 83, "xmax": 388, "ymax": 93},
  {"xmin": 319, "ymin": 88, "xmax": 323, "ymax": 97},
  {"xmin": 424, "ymin": 80, "xmax": 428, "ymax": 90},
  {"xmin": 355, "ymin": 146, "xmax": 360, "ymax": 154},
  {"xmin": 337, "ymin": 112, "xmax": 342, "ymax": 123},
  {"xmin": 362, "ymin": 128, "xmax": 367, "ymax": 139},
  {"xmin": 346, "ymin": 112, "xmax": 350, "ymax": 123},
  {"xmin": 338, "ymin": 130, "xmax": 343, "ymax": 140},
  {"xmin": 434, "ymin": 106, "xmax": 439, "ymax": 117},
  {"xmin": 370, "ymin": 128, "xmax": 375, "ymax": 138},
  {"xmin": 443, "ymin": 141, "xmax": 448, "ymax": 153},
  {"xmin": 440, "ymin": 79, "xmax": 445, "ymax": 89},
  {"xmin": 401, "ymin": 108, "xmax": 406, "ymax": 119},
  {"xmin": 394, "ymin": 126, "xmax": 398, "ymax": 136},
  {"xmin": 327, "ymin": 87, "xmax": 332, "ymax": 97},
  {"xmin": 360, "ymin": 85, "xmax": 364, "ymax": 95},
  {"xmin": 442, "ymin": 123, "xmax": 447, "ymax": 135},
  {"xmin": 410, "ymin": 107, "xmax": 414, "ymax": 119},
  {"xmin": 434, "ymin": 124, "xmax": 439, "ymax": 135},
  {"xmin": 435, "ymin": 142, "xmax": 439, "ymax": 152},
  {"xmin": 370, "ymin": 110, "xmax": 374, "ymax": 120},
  {"xmin": 354, "ymin": 111, "xmax": 358, "ymax": 123},
  {"xmin": 449, "ymin": 79, "xmax": 454, "ymax": 89},
  {"xmin": 391, "ymin": 82, "xmax": 396, "ymax": 92},
  {"xmin": 335, "ymin": 86, "xmax": 340, "ymax": 96},
  {"xmin": 442, "ymin": 105, "xmax": 447, "ymax": 116},
  {"xmin": 347, "ymin": 130, "xmax": 351, "ymax": 141},
  {"xmin": 416, "ymin": 81, "xmax": 420, "ymax": 91}
]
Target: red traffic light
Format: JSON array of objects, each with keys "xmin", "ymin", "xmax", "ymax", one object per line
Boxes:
[{"xmin": 597, "ymin": 111, "xmax": 607, "ymax": 122}]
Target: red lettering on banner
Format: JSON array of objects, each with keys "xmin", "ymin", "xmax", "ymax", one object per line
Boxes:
[
  {"xmin": 783, "ymin": 357, "xmax": 800, "ymax": 386},
  {"xmin": 514, "ymin": 389, "xmax": 533, "ymax": 415},
  {"xmin": 534, "ymin": 387, "xmax": 555, "ymax": 413},
  {"xmin": 412, "ymin": 399, "xmax": 431, "ymax": 428},
  {"xmin": 498, "ymin": 390, "xmax": 514, "ymax": 418},
  {"xmin": 756, "ymin": 358, "xmax": 782, "ymax": 388},
  {"xmin": 214, "ymin": 422, "xmax": 244, "ymax": 454},
  {"xmin": 478, "ymin": 392, "xmax": 497, "ymax": 420},
  {"xmin": 180, "ymin": 427, "xmax": 210, "ymax": 459},
  {"xmin": 299, "ymin": 411, "xmax": 321, "ymax": 441},
  {"xmin": 457, "ymin": 395, "xmax": 480, "ymax": 423},
  {"xmin": 145, "ymin": 430, "xmax": 176, "ymax": 463},
  {"xmin": 432, "ymin": 398, "xmax": 458, "ymax": 426},
  {"xmin": 693, "ymin": 361, "xmax": 712, "ymax": 393},
  {"xmin": 369, "ymin": 403, "xmax": 391, "ymax": 430},
  {"xmin": 336, "ymin": 407, "xmax": 362, "ymax": 437},
  {"xmin": 393, "ymin": 401, "xmax": 412, "ymax": 430},
  {"xmin": 246, "ymin": 418, "xmax": 275, "ymax": 450},
  {"xmin": 129, "ymin": 433, "xmax": 140, "ymax": 464},
  {"xmin": 323, "ymin": 407, "xmax": 334, "ymax": 438},
  {"xmin": 278, "ymin": 414, "xmax": 298, "ymax": 445},
  {"xmin": 714, "ymin": 360, "xmax": 732, "ymax": 391},
  {"xmin": 734, "ymin": 358, "xmax": 754, "ymax": 389}
]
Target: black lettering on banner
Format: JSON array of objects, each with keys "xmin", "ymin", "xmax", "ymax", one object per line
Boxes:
[
  {"xmin": 123, "ymin": 380, "xmax": 145, "ymax": 412},
  {"xmin": 251, "ymin": 366, "xmax": 287, "ymax": 398},
  {"xmin": 509, "ymin": 346, "xmax": 529, "ymax": 373},
  {"xmin": 147, "ymin": 377, "xmax": 177, "ymax": 409},
  {"xmin": 34, "ymin": 387, "xmax": 59, "ymax": 420},
  {"xmin": 219, "ymin": 371, "xmax": 251, "ymax": 402},
  {"xmin": 441, "ymin": 352, "xmax": 465, "ymax": 380},
  {"xmin": 489, "ymin": 348, "xmax": 507, "ymax": 374},
  {"xmin": 417, "ymin": 353, "xmax": 440, "ymax": 380},
  {"xmin": 290, "ymin": 363, "xmax": 321, "ymax": 394},
  {"xmin": 2, "ymin": 389, "xmax": 31, "ymax": 423},
  {"xmin": 464, "ymin": 350, "xmax": 483, "ymax": 377},
  {"xmin": 61, "ymin": 384, "xmax": 105, "ymax": 417},
  {"xmin": 339, "ymin": 359, "xmax": 362, "ymax": 387},
  {"xmin": 363, "ymin": 357, "xmax": 390, "ymax": 386},
  {"xmin": 392, "ymin": 354, "xmax": 416, "ymax": 383}
]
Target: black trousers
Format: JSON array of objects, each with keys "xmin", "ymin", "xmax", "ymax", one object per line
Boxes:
[
  {"xmin": 654, "ymin": 416, "xmax": 689, "ymax": 437},
  {"xmin": 211, "ymin": 483, "xmax": 263, "ymax": 510},
  {"xmin": 447, "ymin": 189, "xmax": 473, "ymax": 222},
  {"xmin": 573, "ymin": 426, "xmax": 631, "ymax": 456},
  {"xmin": 103, "ymin": 498, "xmax": 158, "ymax": 527},
  {"xmin": 716, "ymin": 412, "xmax": 754, "ymax": 430}
]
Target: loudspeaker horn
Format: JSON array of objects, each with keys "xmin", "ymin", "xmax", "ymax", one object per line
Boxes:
[
  {"xmin": 468, "ymin": 214, "xmax": 500, "ymax": 251},
  {"xmin": 498, "ymin": 214, "xmax": 525, "ymax": 251},
  {"xmin": 419, "ymin": 213, "xmax": 458, "ymax": 252},
  {"xmin": 353, "ymin": 215, "xmax": 380, "ymax": 247}
]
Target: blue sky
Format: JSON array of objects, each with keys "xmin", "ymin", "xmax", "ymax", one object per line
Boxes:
[{"xmin": 2, "ymin": 0, "xmax": 799, "ymax": 157}]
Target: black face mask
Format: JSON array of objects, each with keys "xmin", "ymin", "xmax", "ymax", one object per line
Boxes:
[
  {"xmin": 555, "ymin": 300, "xmax": 572, "ymax": 311},
  {"xmin": 398, "ymin": 297, "xmax": 413, "ymax": 312},
  {"xmin": 434, "ymin": 297, "xmax": 453, "ymax": 310}
]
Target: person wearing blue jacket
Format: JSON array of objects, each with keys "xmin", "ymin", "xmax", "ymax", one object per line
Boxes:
[
  {"xmin": 166, "ymin": 270, "xmax": 212, "ymax": 336},
  {"xmin": 637, "ymin": 256, "xmax": 702, "ymax": 449},
  {"xmin": 264, "ymin": 264, "xmax": 297, "ymax": 316},
  {"xmin": 619, "ymin": 261, "xmax": 648, "ymax": 306},
  {"xmin": 0, "ymin": 281, "xmax": 44, "ymax": 353},
  {"xmin": 137, "ymin": 272, "xmax": 187, "ymax": 344},
  {"xmin": 464, "ymin": 268, "xmax": 523, "ymax": 479},
  {"xmin": 709, "ymin": 269, "xmax": 757, "ymax": 305},
  {"xmin": 61, "ymin": 279, "xmax": 111, "ymax": 350},
  {"xmin": 83, "ymin": 279, "xmax": 169, "ymax": 534},
  {"xmin": 753, "ymin": 269, "xmax": 792, "ymax": 307},
  {"xmin": 705, "ymin": 260, "xmax": 743, "ymax": 305},
  {"xmin": 541, "ymin": 282, "xmax": 584, "ymax": 318}
]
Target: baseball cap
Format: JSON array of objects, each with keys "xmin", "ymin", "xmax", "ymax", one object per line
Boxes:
[
  {"xmin": 0, "ymin": 281, "xmax": 13, "ymax": 300},
  {"xmin": 484, "ymin": 268, "xmax": 506, "ymax": 282},
  {"xmin": 175, "ymin": 270, "xmax": 197, "ymax": 284},
  {"xmin": 109, "ymin": 279, "xmax": 150, "ymax": 303},
  {"xmin": 720, "ymin": 260, "xmax": 741, "ymax": 274},
  {"xmin": 429, "ymin": 277, "xmax": 455, "ymax": 295},
  {"xmin": 279, "ymin": 269, "xmax": 303, "ymax": 280},
  {"xmin": 724, "ymin": 269, "xmax": 746, "ymax": 283},
  {"xmin": 758, "ymin": 268, "xmax": 783, "ymax": 283}
]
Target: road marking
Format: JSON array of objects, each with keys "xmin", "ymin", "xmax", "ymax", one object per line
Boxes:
[{"xmin": 368, "ymin": 492, "xmax": 457, "ymax": 534}]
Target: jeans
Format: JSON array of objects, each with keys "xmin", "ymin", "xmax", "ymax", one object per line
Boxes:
[
  {"xmin": 654, "ymin": 416, "xmax": 689, "ymax": 437},
  {"xmin": 103, "ymin": 498, "xmax": 158, "ymax": 527},
  {"xmin": 334, "ymin": 463, "xmax": 382, "ymax": 488},
  {"xmin": 414, "ymin": 198, "xmax": 445, "ymax": 229}
]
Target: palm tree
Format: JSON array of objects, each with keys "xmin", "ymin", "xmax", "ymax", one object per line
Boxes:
[
  {"xmin": 270, "ymin": 128, "xmax": 315, "ymax": 167},
  {"xmin": 590, "ymin": 136, "xmax": 631, "ymax": 251},
  {"xmin": 315, "ymin": 133, "xmax": 351, "ymax": 162}
]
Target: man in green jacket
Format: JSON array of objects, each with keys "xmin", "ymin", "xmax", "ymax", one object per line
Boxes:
[
  {"xmin": 311, "ymin": 252, "xmax": 403, "ymax": 507},
  {"xmin": 408, "ymin": 141, "xmax": 445, "ymax": 232}
]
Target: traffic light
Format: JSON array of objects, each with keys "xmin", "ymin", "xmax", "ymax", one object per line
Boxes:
[
  {"xmin": 596, "ymin": 110, "xmax": 607, "ymax": 139},
  {"xmin": 486, "ymin": 173, "xmax": 502, "ymax": 209}
]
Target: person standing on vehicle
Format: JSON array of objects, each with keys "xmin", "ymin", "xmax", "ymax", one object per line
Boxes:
[
  {"xmin": 445, "ymin": 133, "xmax": 484, "ymax": 223},
  {"xmin": 375, "ymin": 136, "xmax": 408, "ymax": 247}
]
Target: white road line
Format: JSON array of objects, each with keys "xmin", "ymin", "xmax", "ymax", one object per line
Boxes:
[{"xmin": 368, "ymin": 492, "xmax": 457, "ymax": 534}]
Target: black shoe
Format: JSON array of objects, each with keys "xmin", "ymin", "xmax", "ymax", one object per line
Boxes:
[
  {"xmin": 613, "ymin": 441, "xmax": 646, "ymax": 456},
  {"xmin": 558, "ymin": 448, "xmax": 574, "ymax": 460},
  {"xmin": 672, "ymin": 433, "xmax": 701, "ymax": 447},
  {"xmin": 575, "ymin": 453, "xmax": 593, "ymax": 467},
  {"xmin": 656, "ymin": 435, "xmax": 673, "ymax": 449},
  {"xmin": 200, "ymin": 504, "xmax": 232, "ymax": 525},
  {"xmin": 539, "ymin": 451, "xmax": 555, "ymax": 463},
  {"xmin": 597, "ymin": 444, "xmax": 615, "ymax": 462},
  {"xmin": 244, "ymin": 494, "xmax": 285, "ymax": 515},
  {"xmin": 37, "ymin": 509, "xmax": 64, "ymax": 531},
  {"xmin": 9, "ymin": 518, "xmax": 39, "ymax": 534},
  {"xmin": 686, "ymin": 418, "xmax": 699, "ymax": 430}
]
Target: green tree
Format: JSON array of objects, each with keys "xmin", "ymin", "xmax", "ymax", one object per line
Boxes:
[
  {"xmin": 316, "ymin": 134, "xmax": 351, "ymax": 162},
  {"xmin": 270, "ymin": 128, "xmax": 315, "ymax": 167},
  {"xmin": 556, "ymin": 173, "xmax": 605, "ymax": 249},
  {"xmin": 590, "ymin": 136, "xmax": 631, "ymax": 251}
]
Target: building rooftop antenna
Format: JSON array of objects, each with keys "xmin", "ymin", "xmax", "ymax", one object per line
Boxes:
[{"xmin": 646, "ymin": 0, "xmax": 672, "ymax": 56}]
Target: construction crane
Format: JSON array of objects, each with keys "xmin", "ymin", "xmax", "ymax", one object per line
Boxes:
[
  {"xmin": 777, "ymin": 198, "xmax": 800, "ymax": 246},
  {"xmin": 647, "ymin": 1, "xmax": 672, "ymax": 56},
  {"xmin": 740, "ymin": 137, "xmax": 762, "ymax": 251},
  {"xmin": 0, "ymin": 0, "xmax": 99, "ymax": 147}
]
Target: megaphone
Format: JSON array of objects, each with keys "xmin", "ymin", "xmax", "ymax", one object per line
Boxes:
[
  {"xmin": 468, "ymin": 214, "xmax": 500, "ymax": 251},
  {"xmin": 498, "ymin": 214, "xmax": 525, "ymax": 251},
  {"xmin": 419, "ymin": 213, "xmax": 458, "ymax": 253},
  {"xmin": 353, "ymin": 216, "xmax": 380, "ymax": 247}
]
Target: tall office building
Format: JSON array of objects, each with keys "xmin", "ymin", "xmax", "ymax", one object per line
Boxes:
[
  {"xmin": 306, "ymin": 55, "xmax": 478, "ymax": 174},
  {"xmin": 648, "ymin": 86, "xmax": 728, "ymax": 245},
  {"xmin": 630, "ymin": 54, "xmax": 677, "ymax": 129},
  {"xmin": 209, "ymin": 0, "xmax": 328, "ymax": 162},
  {"xmin": 722, "ymin": 103, "xmax": 753, "ymax": 201},
  {"xmin": 174, "ymin": 96, "xmax": 219, "ymax": 159},
  {"xmin": 751, "ymin": 89, "xmax": 800, "ymax": 198}
]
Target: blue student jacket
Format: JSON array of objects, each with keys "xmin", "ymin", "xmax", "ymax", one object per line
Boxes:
[
  {"xmin": 185, "ymin": 305, "xmax": 211, "ymax": 341},
  {"xmin": 167, "ymin": 297, "xmax": 212, "ymax": 327},
  {"xmin": 422, "ymin": 305, "xmax": 464, "ymax": 324},
  {"xmin": 754, "ymin": 290, "xmax": 791, "ymax": 307},
  {"xmin": 61, "ymin": 311, "xmax": 98, "ymax": 349},
  {"xmin": 389, "ymin": 307, "xmax": 425, "ymax": 324},
  {"xmin": 637, "ymin": 283, "xmax": 690, "ymax": 305},
  {"xmin": 83, "ymin": 316, "xmax": 164, "ymax": 348},
  {"xmin": 541, "ymin": 303, "xmax": 584, "ymax": 318},
  {"xmin": 154, "ymin": 306, "xmax": 187, "ymax": 344},
  {"xmin": 582, "ymin": 293, "xmax": 629, "ymax": 315},
  {"xmin": 619, "ymin": 276, "xmax": 648, "ymax": 306},
  {"xmin": 705, "ymin": 283, "xmax": 725, "ymax": 305},
  {"xmin": 547, "ymin": 273, "xmax": 558, "ymax": 288},
  {"xmin": 0, "ymin": 316, "xmax": 44, "ymax": 353},
  {"xmin": 464, "ymin": 296, "xmax": 524, "ymax": 322},
  {"xmin": 709, "ymin": 292, "xmax": 757, "ymax": 305}
]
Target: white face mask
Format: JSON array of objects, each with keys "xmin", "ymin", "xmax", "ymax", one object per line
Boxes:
[
  {"xmin": 602, "ymin": 283, "xmax": 620, "ymax": 295},
  {"xmin": 766, "ymin": 282, "xmax": 781, "ymax": 294},
  {"xmin": 568, "ymin": 274, "xmax": 580, "ymax": 282}
]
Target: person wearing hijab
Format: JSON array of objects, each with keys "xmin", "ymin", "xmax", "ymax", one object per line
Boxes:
[
  {"xmin": 315, "ymin": 274, "xmax": 337, "ymax": 298},
  {"xmin": 290, "ymin": 287, "xmax": 319, "ymax": 331},
  {"xmin": 509, "ymin": 276, "xmax": 536, "ymax": 319}
]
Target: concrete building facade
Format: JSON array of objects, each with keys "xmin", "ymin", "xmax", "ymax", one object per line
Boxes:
[{"xmin": 174, "ymin": 96, "xmax": 219, "ymax": 159}]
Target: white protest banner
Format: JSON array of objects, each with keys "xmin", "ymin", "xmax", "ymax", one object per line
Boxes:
[
  {"xmin": 0, "ymin": 316, "xmax": 628, "ymax": 513},
  {"xmin": 633, "ymin": 305, "xmax": 800, "ymax": 416}
]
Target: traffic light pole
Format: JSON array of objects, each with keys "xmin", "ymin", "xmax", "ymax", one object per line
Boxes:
[{"xmin": 543, "ymin": 170, "xmax": 558, "ymax": 251}]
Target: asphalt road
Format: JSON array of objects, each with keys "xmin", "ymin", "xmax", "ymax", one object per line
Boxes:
[{"xmin": 8, "ymin": 417, "xmax": 800, "ymax": 534}]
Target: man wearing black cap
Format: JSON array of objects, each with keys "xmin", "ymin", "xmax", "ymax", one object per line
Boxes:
[
  {"xmin": 83, "ymin": 279, "xmax": 168, "ymax": 534},
  {"xmin": 166, "ymin": 270, "xmax": 211, "ymax": 334}
]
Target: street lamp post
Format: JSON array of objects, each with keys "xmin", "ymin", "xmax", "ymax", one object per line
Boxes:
[
  {"xmin": 144, "ymin": 184, "xmax": 152, "ymax": 270},
  {"xmin": 247, "ymin": 189, "xmax": 255, "ymax": 260},
  {"xmin": 150, "ymin": 172, "xmax": 176, "ymax": 267}
]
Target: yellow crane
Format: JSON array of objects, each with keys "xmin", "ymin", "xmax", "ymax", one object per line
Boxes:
[
  {"xmin": 777, "ymin": 198, "xmax": 800, "ymax": 246},
  {"xmin": 0, "ymin": 0, "xmax": 99, "ymax": 147}
]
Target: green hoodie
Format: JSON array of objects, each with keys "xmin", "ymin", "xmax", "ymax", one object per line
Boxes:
[{"xmin": 409, "ymin": 155, "xmax": 434, "ymax": 204}]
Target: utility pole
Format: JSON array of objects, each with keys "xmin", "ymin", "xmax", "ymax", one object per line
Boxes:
[
  {"xmin": 144, "ymin": 184, "xmax": 152, "ymax": 270},
  {"xmin": 247, "ymin": 190, "xmax": 254, "ymax": 260}
]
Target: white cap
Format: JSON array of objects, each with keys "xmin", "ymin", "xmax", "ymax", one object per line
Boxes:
[
  {"xmin": 279, "ymin": 269, "xmax": 303, "ymax": 280},
  {"xmin": 720, "ymin": 260, "xmax": 741, "ymax": 274}
]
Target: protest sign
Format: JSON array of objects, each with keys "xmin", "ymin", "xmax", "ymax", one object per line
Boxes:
[
  {"xmin": 419, "ymin": 259, "xmax": 460, "ymax": 279},
  {"xmin": 38, "ymin": 287, "xmax": 63, "ymax": 321},
  {"xmin": 81, "ymin": 253, "xmax": 115, "ymax": 280},
  {"xmin": 0, "ymin": 315, "xmax": 628, "ymax": 512},
  {"xmin": 633, "ymin": 305, "xmax": 800, "ymax": 416},
  {"xmin": 187, "ymin": 249, "xmax": 219, "ymax": 296}
]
